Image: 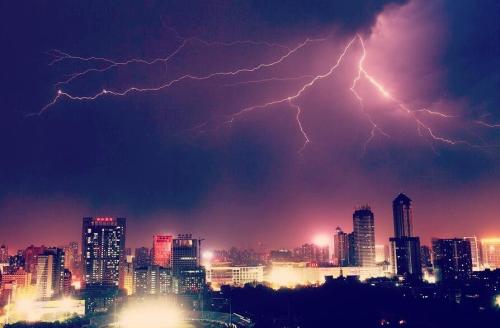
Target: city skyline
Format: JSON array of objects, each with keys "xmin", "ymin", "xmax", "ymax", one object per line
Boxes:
[
  {"xmin": 0, "ymin": 192, "xmax": 498, "ymax": 256},
  {"xmin": 1, "ymin": 191, "xmax": 499, "ymax": 252}
]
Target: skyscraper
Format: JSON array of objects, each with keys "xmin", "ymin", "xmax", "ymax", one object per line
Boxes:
[
  {"xmin": 392, "ymin": 193, "xmax": 413, "ymax": 238},
  {"xmin": 23, "ymin": 245, "xmax": 46, "ymax": 284},
  {"xmin": 463, "ymin": 236, "xmax": 481, "ymax": 271},
  {"xmin": 390, "ymin": 237, "xmax": 422, "ymax": 280},
  {"xmin": 481, "ymin": 238, "xmax": 500, "ymax": 269},
  {"xmin": 36, "ymin": 248, "xmax": 65, "ymax": 300},
  {"xmin": 133, "ymin": 265, "xmax": 172, "ymax": 295},
  {"xmin": 62, "ymin": 241, "xmax": 80, "ymax": 278},
  {"xmin": 333, "ymin": 227, "xmax": 350, "ymax": 266},
  {"xmin": 389, "ymin": 194, "xmax": 422, "ymax": 281},
  {"xmin": 82, "ymin": 217, "xmax": 126, "ymax": 287},
  {"xmin": 420, "ymin": 245, "xmax": 432, "ymax": 268},
  {"xmin": 152, "ymin": 235, "xmax": 173, "ymax": 268},
  {"xmin": 172, "ymin": 234, "xmax": 200, "ymax": 275},
  {"xmin": 134, "ymin": 247, "xmax": 151, "ymax": 268},
  {"xmin": 0, "ymin": 244, "xmax": 9, "ymax": 263},
  {"xmin": 352, "ymin": 206, "xmax": 376, "ymax": 267},
  {"xmin": 432, "ymin": 238, "xmax": 473, "ymax": 282},
  {"xmin": 172, "ymin": 234, "xmax": 205, "ymax": 294}
]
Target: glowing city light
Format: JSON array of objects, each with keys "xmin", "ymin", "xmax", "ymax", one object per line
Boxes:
[
  {"xmin": 495, "ymin": 295, "xmax": 500, "ymax": 308},
  {"xmin": 202, "ymin": 250, "xmax": 214, "ymax": 260},
  {"xmin": 268, "ymin": 267, "xmax": 302, "ymax": 289},
  {"xmin": 313, "ymin": 235, "xmax": 330, "ymax": 247},
  {"xmin": 119, "ymin": 301, "xmax": 183, "ymax": 328}
]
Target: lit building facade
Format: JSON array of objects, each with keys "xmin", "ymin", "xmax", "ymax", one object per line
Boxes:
[
  {"xmin": 353, "ymin": 206, "xmax": 376, "ymax": 267},
  {"xmin": 1, "ymin": 268, "xmax": 31, "ymax": 289},
  {"xmin": 62, "ymin": 242, "xmax": 80, "ymax": 277},
  {"xmin": 134, "ymin": 247, "xmax": 151, "ymax": 268},
  {"xmin": 463, "ymin": 236, "xmax": 482, "ymax": 271},
  {"xmin": 23, "ymin": 245, "xmax": 46, "ymax": 284},
  {"xmin": 432, "ymin": 238, "xmax": 472, "ymax": 282},
  {"xmin": 171, "ymin": 234, "xmax": 204, "ymax": 294},
  {"xmin": 333, "ymin": 227, "xmax": 350, "ymax": 266},
  {"xmin": 152, "ymin": 235, "xmax": 173, "ymax": 268},
  {"xmin": 0, "ymin": 244, "xmax": 8, "ymax": 263},
  {"xmin": 36, "ymin": 248, "xmax": 65, "ymax": 300},
  {"xmin": 172, "ymin": 234, "xmax": 200, "ymax": 275},
  {"xmin": 266, "ymin": 262, "xmax": 386, "ymax": 288},
  {"xmin": 82, "ymin": 217, "xmax": 126, "ymax": 287},
  {"xmin": 206, "ymin": 266, "xmax": 264, "ymax": 289},
  {"xmin": 481, "ymin": 238, "xmax": 500, "ymax": 270},
  {"xmin": 133, "ymin": 265, "xmax": 172, "ymax": 295},
  {"xmin": 390, "ymin": 237, "xmax": 422, "ymax": 281}
]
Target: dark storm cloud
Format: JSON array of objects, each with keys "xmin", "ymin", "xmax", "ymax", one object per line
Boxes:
[
  {"xmin": 0, "ymin": 0, "xmax": 407, "ymax": 205},
  {"xmin": 441, "ymin": 0, "xmax": 500, "ymax": 117}
]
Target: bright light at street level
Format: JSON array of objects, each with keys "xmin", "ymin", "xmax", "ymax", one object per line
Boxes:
[
  {"xmin": 313, "ymin": 234, "xmax": 329, "ymax": 247},
  {"xmin": 495, "ymin": 295, "xmax": 500, "ymax": 308},
  {"xmin": 202, "ymin": 250, "xmax": 214, "ymax": 261},
  {"xmin": 119, "ymin": 301, "xmax": 183, "ymax": 328}
]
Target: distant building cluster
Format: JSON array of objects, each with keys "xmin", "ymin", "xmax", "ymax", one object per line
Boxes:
[{"xmin": 0, "ymin": 193, "xmax": 499, "ymax": 318}]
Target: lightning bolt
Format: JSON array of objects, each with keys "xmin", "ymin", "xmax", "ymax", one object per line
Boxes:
[
  {"xmin": 220, "ymin": 36, "xmax": 357, "ymax": 154},
  {"xmin": 350, "ymin": 35, "xmax": 390, "ymax": 153},
  {"xmin": 49, "ymin": 36, "xmax": 291, "ymax": 85},
  {"xmin": 35, "ymin": 37, "xmax": 326, "ymax": 116},
  {"xmin": 475, "ymin": 120, "xmax": 500, "ymax": 128},
  {"xmin": 352, "ymin": 34, "xmax": 475, "ymax": 148},
  {"xmin": 34, "ymin": 30, "xmax": 499, "ymax": 154}
]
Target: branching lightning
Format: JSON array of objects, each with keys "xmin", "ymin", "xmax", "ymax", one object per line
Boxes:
[
  {"xmin": 34, "ymin": 30, "xmax": 499, "ymax": 154},
  {"xmin": 35, "ymin": 37, "xmax": 325, "ymax": 116}
]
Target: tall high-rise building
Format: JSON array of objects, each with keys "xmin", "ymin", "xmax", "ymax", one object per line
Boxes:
[
  {"xmin": 82, "ymin": 217, "xmax": 126, "ymax": 287},
  {"xmin": 481, "ymin": 238, "xmax": 500, "ymax": 269},
  {"xmin": 152, "ymin": 235, "xmax": 173, "ymax": 268},
  {"xmin": 36, "ymin": 248, "xmax": 65, "ymax": 300},
  {"xmin": 390, "ymin": 237, "xmax": 422, "ymax": 280},
  {"xmin": 62, "ymin": 242, "xmax": 80, "ymax": 279},
  {"xmin": 133, "ymin": 265, "xmax": 172, "ymax": 295},
  {"xmin": 23, "ymin": 245, "xmax": 46, "ymax": 284},
  {"xmin": 172, "ymin": 234, "xmax": 200, "ymax": 274},
  {"xmin": 432, "ymin": 238, "xmax": 473, "ymax": 282},
  {"xmin": 0, "ymin": 244, "xmax": 9, "ymax": 263},
  {"xmin": 353, "ymin": 206, "xmax": 376, "ymax": 267},
  {"xmin": 123, "ymin": 261, "xmax": 134, "ymax": 296},
  {"xmin": 8, "ymin": 254, "xmax": 25, "ymax": 274},
  {"xmin": 348, "ymin": 232, "xmax": 356, "ymax": 266},
  {"xmin": 463, "ymin": 236, "xmax": 481, "ymax": 271},
  {"xmin": 420, "ymin": 245, "xmax": 432, "ymax": 268},
  {"xmin": 63, "ymin": 269, "xmax": 72, "ymax": 296},
  {"xmin": 392, "ymin": 193, "xmax": 413, "ymax": 238},
  {"xmin": 390, "ymin": 194, "xmax": 422, "ymax": 281},
  {"xmin": 134, "ymin": 247, "xmax": 151, "ymax": 268},
  {"xmin": 172, "ymin": 234, "xmax": 205, "ymax": 294},
  {"xmin": 333, "ymin": 227, "xmax": 350, "ymax": 267}
]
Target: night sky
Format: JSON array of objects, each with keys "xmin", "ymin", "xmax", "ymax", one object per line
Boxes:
[{"xmin": 1, "ymin": 0, "xmax": 499, "ymax": 251}]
